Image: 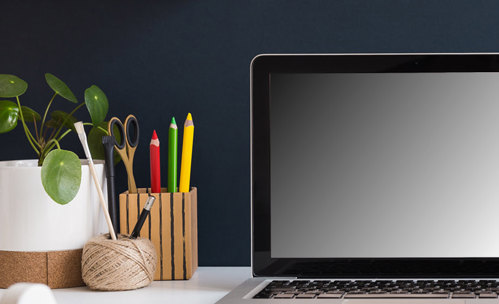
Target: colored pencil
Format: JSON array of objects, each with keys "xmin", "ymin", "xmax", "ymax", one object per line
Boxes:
[
  {"xmin": 150, "ymin": 130, "xmax": 161, "ymax": 193},
  {"xmin": 168, "ymin": 117, "xmax": 178, "ymax": 193},
  {"xmin": 179, "ymin": 113, "xmax": 194, "ymax": 193}
]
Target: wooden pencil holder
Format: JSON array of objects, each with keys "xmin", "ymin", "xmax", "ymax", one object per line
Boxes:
[{"xmin": 119, "ymin": 187, "xmax": 198, "ymax": 280}]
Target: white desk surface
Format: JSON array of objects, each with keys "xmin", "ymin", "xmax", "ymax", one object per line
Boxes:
[{"xmin": 0, "ymin": 267, "xmax": 251, "ymax": 304}]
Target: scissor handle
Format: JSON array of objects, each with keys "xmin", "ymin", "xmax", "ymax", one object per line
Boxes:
[
  {"xmin": 108, "ymin": 117, "xmax": 126, "ymax": 150},
  {"xmin": 124, "ymin": 115, "xmax": 140, "ymax": 148}
]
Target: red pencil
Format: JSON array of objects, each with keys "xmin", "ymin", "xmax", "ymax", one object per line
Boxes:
[{"xmin": 150, "ymin": 130, "xmax": 161, "ymax": 193}]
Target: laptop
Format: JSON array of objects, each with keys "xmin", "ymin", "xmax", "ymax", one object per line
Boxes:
[{"xmin": 217, "ymin": 53, "xmax": 499, "ymax": 303}]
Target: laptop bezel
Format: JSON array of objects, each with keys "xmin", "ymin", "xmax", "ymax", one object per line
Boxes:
[{"xmin": 251, "ymin": 53, "xmax": 499, "ymax": 278}]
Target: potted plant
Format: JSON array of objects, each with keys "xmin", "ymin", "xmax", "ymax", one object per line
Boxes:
[{"xmin": 0, "ymin": 73, "xmax": 115, "ymax": 288}]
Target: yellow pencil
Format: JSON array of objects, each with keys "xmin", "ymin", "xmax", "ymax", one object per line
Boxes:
[{"xmin": 179, "ymin": 113, "xmax": 194, "ymax": 192}]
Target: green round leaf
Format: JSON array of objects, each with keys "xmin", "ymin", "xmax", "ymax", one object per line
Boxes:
[
  {"xmin": 85, "ymin": 85, "xmax": 108, "ymax": 125},
  {"xmin": 0, "ymin": 100, "xmax": 20, "ymax": 133},
  {"xmin": 50, "ymin": 110, "xmax": 77, "ymax": 131},
  {"xmin": 41, "ymin": 149, "xmax": 82, "ymax": 205},
  {"xmin": 45, "ymin": 73, "xmax": 78, "ymax": 103},
  {"xmin": 88, "ymin": 121, "xmax": 121, "ymax": 163},
  {"xmin": 20, "ymin": 106, "xmax": 41, "ymax": 123},
  {"xmin": 0, "ymin": 74, "xmax": 28, "ymax": 98}
]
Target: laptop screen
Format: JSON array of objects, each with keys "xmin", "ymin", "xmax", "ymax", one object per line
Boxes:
[
  {"xmin": 253, "ymin": 54, "xmax": 499, "ymax": 277},
  {"xmin": 270, "ymin": 72, "xmax": 499, "ymax": 259}
]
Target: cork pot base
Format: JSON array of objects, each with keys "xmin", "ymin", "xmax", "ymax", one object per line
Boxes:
[{"xmin": 0, "ymin": 249, "xmax": 84, "ymax": 289}]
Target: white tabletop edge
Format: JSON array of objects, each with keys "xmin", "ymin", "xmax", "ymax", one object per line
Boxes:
[{"xmin": 0, "ymin": 267, "xmax": 252, "ymax": 304}]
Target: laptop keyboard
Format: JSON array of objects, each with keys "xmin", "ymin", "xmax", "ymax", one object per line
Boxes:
[{"xmin": 253, "ymin": 279, "xmax": 499, "ymax": 299}]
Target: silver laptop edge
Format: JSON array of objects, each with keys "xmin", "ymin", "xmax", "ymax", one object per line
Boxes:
[{"xmin": 217, "ymin": 53, "xmax": 499, "ymax": 304}]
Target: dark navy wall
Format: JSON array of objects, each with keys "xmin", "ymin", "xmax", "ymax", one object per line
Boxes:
[{"xmin": 2, "ymin": 0, "xmax": 499, "ymax": 265}]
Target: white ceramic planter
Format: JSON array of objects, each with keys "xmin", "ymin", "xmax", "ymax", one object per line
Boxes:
[{"xmin": 0, "ymin": 159, "xmax": 107, "ymax": 251}]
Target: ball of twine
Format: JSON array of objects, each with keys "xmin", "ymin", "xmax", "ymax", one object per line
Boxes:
[{"xmin": 82, "ymin": 234, "xmax": 157, "ymax": 291}]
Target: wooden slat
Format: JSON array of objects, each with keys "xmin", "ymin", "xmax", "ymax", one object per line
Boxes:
[
  {"xmin": 161, "ymin": 192, "xmax": 172, "ymax": 280},
  {"xmin": 173, "ymin": 192, "xmax": 184, "ymax": 280},
  {"xmin": 184, "ymin": 191, "xmax": 193, "ymax": 279},
  {"xmin": 127, "ymin": 193, "xmax": 139, "ymax": 238},
  {"xmin": 150, "ymin": 193, "xmax": 161, "ymax": 280},
  {"xmin": 119, "ymin": 192, "xmax": 128, "ymax": 236},
  {"xmin": 138, "ymin": 192, "xmax": 149, "ymax": 239},
  {"xmin": 191, "ymin": 187, "xmax": 198, "ymax": 272}
]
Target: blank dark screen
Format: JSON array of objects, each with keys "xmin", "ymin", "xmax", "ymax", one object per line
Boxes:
[{"xmin": 270, "ymin": 73, "xmax": 499, "ymax": 258}]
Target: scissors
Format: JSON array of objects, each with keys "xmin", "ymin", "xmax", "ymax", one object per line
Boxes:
[{"xmin": 108, "ymin": 114, "xmax": 139, "ymax": 193}]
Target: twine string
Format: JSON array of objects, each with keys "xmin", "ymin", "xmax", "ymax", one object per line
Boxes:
[{"xmin": 82, "ymin": 234, "xmax": 157, "ymax": 291}]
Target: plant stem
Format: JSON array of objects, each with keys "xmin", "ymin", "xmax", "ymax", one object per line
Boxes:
[
  {"xmin": 40, "ymin": 93, "xmax": 57, "ymax": 137},
  {"xmin": 38, "ymin": 135, "xmax": 65, "ymax": 165},
  {"xmin": 46, "ymin": 138, "xmax": 61, "ymax": 150},
  {"xmin": 69, "ymin": 102, "xmax": 85, "ymax": 117},
  {"xmin": 17, "ymin": 107, "xmax": 40, "ymax": 148},
  {"xmin": 44, "ymin": 129, "xmax": 72, "ymax": 155},
  {"xmin": 56, "ymin": 129, "xmax": 72, "ymax": 142},
  {"xmin": 83, "ymin": 123, "xmax": 110, "ymax": 136},
  {"xmin": 16, "ymin": 97, "xmax": 40, "ymax": 155},
  {"xmin": 82, "ymin": 122, "xmax": 108, "ymax": 134},
  {"xmin": 38, "ymin": 148, "xmax": 50, "ymax": 166},
  {"xmin": 50, "ymin": 102, "xmax": 85, "ymax": 142},
  {"xmin": 43, "ymin": 126, "xmax": 50, "ymax": 140},
  {"xmin": 33, "ymin": 117, "xmax": 39, "ymax": 141},
  {"xmin": 26, "ymin": 123, "xmax": 40, "ymax": 147},
  {"xmin": 97, "ymin": 126, "xmax": 109, "ymax": 134},
  {"xmin": 38, "ymin": 155, "xmax": 44, "ymax": 167},
  {"xmin": 47, "ymin": 125, "xmax": 57, "ymax": 142}
]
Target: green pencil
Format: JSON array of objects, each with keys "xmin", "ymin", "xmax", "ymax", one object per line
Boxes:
[{"xmin": 168, "ymin": 117, "xmax": 178, "ymax": 193}]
